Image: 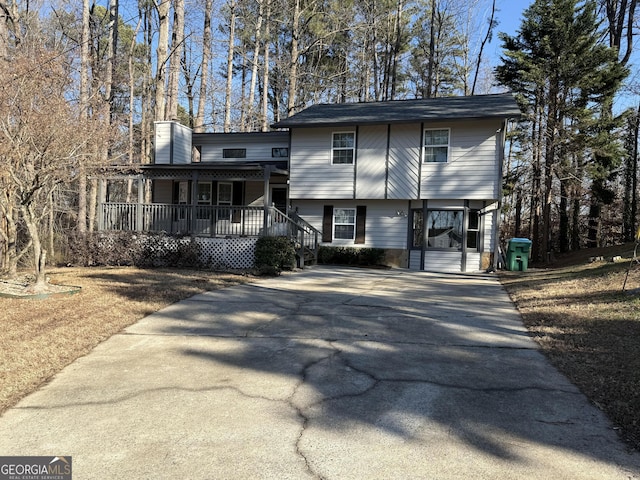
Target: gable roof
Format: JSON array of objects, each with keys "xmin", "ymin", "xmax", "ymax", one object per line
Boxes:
[{"xmin": 271, "ymin": 93, "xmax": 521, "ymax": 128}]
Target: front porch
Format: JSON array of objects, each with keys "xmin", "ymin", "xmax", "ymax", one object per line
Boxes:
[{"xmin": 97, "ymin": 202, "xmax": 320, "ymax": 268}]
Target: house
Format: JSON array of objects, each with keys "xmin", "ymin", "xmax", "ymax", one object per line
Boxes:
[
  {"xmin": 98, "ymin": 93, "xmax": 521, "ymax": 272},
  {"xmin": 272, "ymin": 92, "xmax": 521, "ymax": 273}
]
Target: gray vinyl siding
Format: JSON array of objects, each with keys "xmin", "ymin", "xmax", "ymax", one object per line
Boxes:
[
  {"xmin": 172, "ymin": 123, "xmax": 192, "ymax": 164},
  {"xmin": 154, "ymin": 180, "xmax": 173, "ymax": 203},
  {"xmin": 355, "ymin": 125, "xmax": 387, "ymax": 198},
  {"xmin": 291, "ymin": 200, "xmax": 407, "ymax": 249},
  {"xmin": 388, "ymin": 124, "xmax": 421, "ymax": 199},
  {"xmin": 290, "ymin": 120, "xmax": 500, "ymax": 201},
  {"xmin": 424, "ymin": 251, "xmax": 463, "ymax": 272},
  {"xmin": 289, "ymin": 127, "xmax": 355, "ymax": 199},
  {"xmin": 421, "ymin": 121, "xmax": 501, "ymax": 199},
  {"xmin": 198, "ymin": 134, "xmax": 289, "ymax": 163},
  {"xmin": 154, "ymin": 122, "xmax": 172, "ymax": 164},
  {"xmin": 154, "ymin": 121, "xmax": 192, "ymax": 165}
]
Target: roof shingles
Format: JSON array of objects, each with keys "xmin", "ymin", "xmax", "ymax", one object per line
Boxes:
[{"xmin": 272, "ymin": 93, "xmax": 521, "ymax": 128}]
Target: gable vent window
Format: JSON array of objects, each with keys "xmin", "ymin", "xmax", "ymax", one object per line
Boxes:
[
  {"xmin": 223, "ymin": 148, "xmax": 246, "ymax": 158},
  {"xmin": 424, "ymin": 129, "xmax": 449, "ymax": 163},
  {"xmin": 272, "ymin": 147, "xmax": 289, "ymax": 157},
  {"xmin": 332, "ymin": 132, "xmax": 355, "ymax": 164}
]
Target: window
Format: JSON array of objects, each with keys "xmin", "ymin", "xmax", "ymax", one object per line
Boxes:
[
  {"xmin": 411, "ymin": 210, "xmax": 424, "ymax": 248},
  {"xmin": 334, "ymin": 208, "xmax": 356, "ymax": 239},
  {"xmin": 424, "ymin": 129, "xmax": 449, "ymax": 163},
  {"xmin": 223, "ymin": 148, "xmax": 246, "ymax": 158},
  {"xmin": 272, "ymin": 147, "xmax": 289, "ymax": 158},
  {"xmin": 217, "ymin": 182, "xmax": 233, "ymax": 221},
  {"xmin": 196, "ymin": 182, "xmax": 212, "ymax": 220},
  {"xmin": 332, "ymin": 132, "xmax": 355, "ymax": 164},
  {"xmin": 467, "ymin": 210, "xmax": 480, "ymax": 250},
  {"xmin": 426, "ymin": 210, "xmax": 463, "ymax": 250}
]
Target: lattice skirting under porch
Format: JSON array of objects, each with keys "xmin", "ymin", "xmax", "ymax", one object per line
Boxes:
[
  {"xmin": 194, "ymin": 237, "xmax": 257, "ymax": 269},
  {"xmin": 95, "ymin": 232, "xmax": 257, "ymax": 270}
]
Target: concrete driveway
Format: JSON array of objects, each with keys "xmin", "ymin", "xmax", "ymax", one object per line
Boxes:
[{"xmin": 1, "ymin": 266, "xmax": 639, "ymax": 479}]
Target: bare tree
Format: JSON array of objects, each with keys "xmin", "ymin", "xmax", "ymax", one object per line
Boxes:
[{"xmin": 0, "ymin": 43, "xmax": 106, "ymax": 289}]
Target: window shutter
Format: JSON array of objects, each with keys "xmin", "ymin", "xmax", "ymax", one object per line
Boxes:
[
  {"xmin": 322, "ymin": 205, "xmax": 333, "ymax": 242},
  {"xmin": 355, "ymin": 206, "xmax": 366, "ymax": 244}
]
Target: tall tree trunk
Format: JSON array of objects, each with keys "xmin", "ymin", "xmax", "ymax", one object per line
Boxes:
[
  {"xmin": 77, "ymin": 0, "xmax": 91, "ymax": 234},
  {"xmin": 127, "ymin": 14, "xmax": 142, "ymax": 201},
  {"xmin": 247, "ymin": 0, "xmax": 264, "ymax": 130},
  {"xmin": 194, "ymin": 0, "xmax": 213, "ymax": 133},
  {"xmin": 141, "ymin": 4, "xmax": 153, "ymax": 161},
  {"xmin": 559, "ymin": 179, "xmax": 569, "ymax": 252},
  {"xmin": 224, "ymin": 0, "xmax": 237, "ymax": 132},
  {"xmin": 20, "ymin": 204, "xmax": 46, "ymax": 290},
  {"xmin": 90, "ymin": 0, "xmax": 118, "ymax": 233},
  {"xmin": 154, "ymin": 0, "xmax": 171, "ymax": 121},
  {"xmin": 261, "ymin": 0, "xmax": 271, "ymax": 131},
  {"xmin": 167, "ymin": 0, "xmax": 184, "ymax": 120},
  {"xmin": 389, "ymin": 0, "xmax": 403, "ymax": 100},
  {"xmin": 426, "ymin": 0, "xmax": 436, "ymax": 98},
  {"xmin": 287, "ymin": 0, "xmax": 301, "ymax": 116}
]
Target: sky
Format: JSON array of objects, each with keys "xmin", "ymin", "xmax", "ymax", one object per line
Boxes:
[{"xmin": 488, "ymin": 0, "xmax": 533, "ymax": 63}]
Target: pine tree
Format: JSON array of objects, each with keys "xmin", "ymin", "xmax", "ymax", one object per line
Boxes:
[{"xmin": 496, "ymin": 0, "xmax": 627, "ymax": 260}]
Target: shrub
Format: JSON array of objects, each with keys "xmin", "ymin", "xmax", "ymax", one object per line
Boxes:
[
  {"xmin": 65, "ymin": 232, "xmax": 204, "ymax": 269},
  {"xmin": 254, "ymin": 236, "xmax": 296, "ymax": 275},
  {"xmin": 317, "ymin": 246, "xmax": 385, "ymax": 266}
]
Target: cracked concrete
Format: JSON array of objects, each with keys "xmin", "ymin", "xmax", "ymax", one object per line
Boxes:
[{"xmin": 1, "ymin": 266, "xmax": 639, "ymax": 479}]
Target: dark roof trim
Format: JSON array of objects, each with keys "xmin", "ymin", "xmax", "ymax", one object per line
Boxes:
[
  {"xmin": 271, "ymin": 93, "xmax": 521, "ymax": 129},
  {"xmin": 191, "ymin": 131, "xmax": 289, "ymax": 141},
  {"xmin": 141, "ymin": 162, "xmax": 288, "ymax": 175}
]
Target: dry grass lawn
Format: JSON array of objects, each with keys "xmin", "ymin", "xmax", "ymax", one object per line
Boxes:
[
  {"xmin": 500, "ymin": 243, "xmax": 640, "ymax": 451},
  {"xmin": 0, "ymin": 267, "xmax": 252, "ymax": 415}
]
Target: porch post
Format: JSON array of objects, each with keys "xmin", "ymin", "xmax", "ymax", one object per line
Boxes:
[
  {"xmin": 263, "ymin": 165, "xmax": 272, "ymax": 234},
  {"xmin": 190, "ymin": 172, "xmax": 199, "ymax": 238},
  {"xmin": 97, "ymin": 179, "xmax": 106, "ymax": 231},
  {"xmin": 462, "ymin": 200, "xmax": 469, "ymax": 273},
  {"xmin": 136, "ymin": 177, "xmax": 144, "ymax": 231}
]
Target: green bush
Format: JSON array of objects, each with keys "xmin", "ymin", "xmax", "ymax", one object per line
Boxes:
[
  {"xmin": 254, "ymin": 236, "xmax": 296, "ymax": 275},
  {"xmin": 317, "ymin": 246, "xmax": 385, "ymax": 266}
]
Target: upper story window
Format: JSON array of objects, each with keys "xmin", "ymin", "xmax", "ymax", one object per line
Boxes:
[
  {"xmin": 223, "ymin": 148, "xmax": 246, "ymax": 158},
  {"xmin": 272, "ymin": 147, "xmax": 289, "ymax": 158},
  {"xmin": 332, "ymin": 132, "xmax": 355, "ymax": 164},
  {"xmin": 424, "ymin": 129, "xmax": 449, "ymax": 163}
]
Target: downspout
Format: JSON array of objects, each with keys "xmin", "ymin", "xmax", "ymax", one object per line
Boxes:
[{"xmin": 492, "ymin": 119, "xmax": 508, "ymax": 272}]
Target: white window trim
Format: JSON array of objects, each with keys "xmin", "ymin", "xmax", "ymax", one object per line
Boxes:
[
  {"xmin": 331, "ymin": 131, "xmax": 356, "ymax": 165},
  {"xmin": 423, "ymin": 128, "xmax": 450, "ymax": 163},
  {"xmin": 333, "ymin": 207, "xmax": 356, "ymax": 240}
]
